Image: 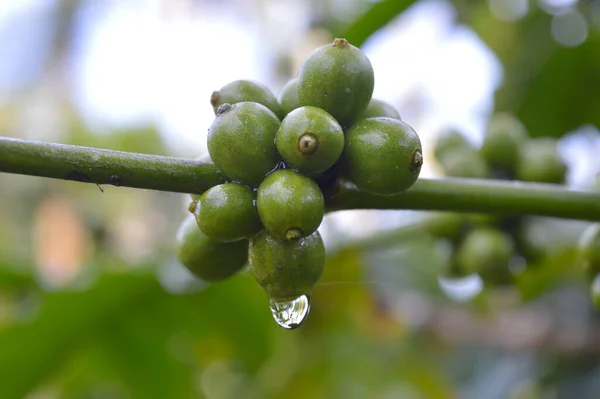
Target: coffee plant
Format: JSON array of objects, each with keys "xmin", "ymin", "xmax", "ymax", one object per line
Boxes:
[{"xmin": 0, "ymin": 39, "xmax": 598, "ymax": 333}]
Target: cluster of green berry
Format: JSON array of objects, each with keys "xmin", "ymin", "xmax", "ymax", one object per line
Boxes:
[
  {"xmin": 435, "ymin": 113, "xmax": 567, "ymax": 183},
  {"xmin": 433, "ymin": 114, "xmax": 569, "ymax": 286},
  {"xmin": 176, "ymin": 38, "xmax": 423, "ymax": 329}
]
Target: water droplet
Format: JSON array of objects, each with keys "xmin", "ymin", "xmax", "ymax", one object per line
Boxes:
[{"xmin": 269, "ymin": 295, "xmax": 310, "ymax": 329}]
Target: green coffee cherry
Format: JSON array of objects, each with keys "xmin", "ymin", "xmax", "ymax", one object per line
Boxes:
[
  {"xmin": 297, "ymin": 38, "xmax": 374, "ymax": 127},
  {"xmin": 176, "ymin": 215, "xmax": 248, "ymax": 282},
  {"xmin": 190, "ymin": 153, "xmax": 225, "ymax": 201},
  {"xmin": 275, "ymin": 106, "xmax": 344, "ymax": 175},
  {"xmin": 440, "ymin": 148, "xmax": 491, "ymax": 179},
  {"xmin": 193, "ymin": 183, "xmax": 262, "ymax": 242},
  {"xmin": 516, "ymin": 138, "xmax": 567, "ymax": 184},
  {"xmin": 456, "ymin": 227, "xmax": 514, "ymax": 283},
  {"xmin": 577, "ymin": 223, "xmax": 600, "ymax": 278},
  {"xmin": 359, "ymin": 99, "xmax": 400, "ymax": 120},
  {"xmin": 433, "ymin": 130, "xmax": 472, "ymax": 163},
  {"xmin": 248, "ymin": 229, "xmax": 325, "ymax": 300},
  {"xmin": 277, "ymin": 78, "xmax": 300, "ymax": 116},
  {"xmin": 480, "ymin": 113, "xmax": 528, "ymax": 171},
  {"xmin": 207, "ymin": 102, "xmax": 280, "ymax": 186},
  {"xmin": 257, "ymin": 169, "xmax": 324, "ymax": 240},
  {"xmin": 210, "ymin": 80, "xmax": 284, "ymax": 120},
  {"xmin": 342, "ymin": 117, "xmax": 422, "ymax": 194}
]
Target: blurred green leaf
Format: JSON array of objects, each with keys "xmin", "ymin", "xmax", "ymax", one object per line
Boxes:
[
  {"xmin": 180, "ymin": 274, "xmax": 274, "ymax": 373},
  {"xmin": 339, "ymin": 0, "xmax": 416, "ymax": 47},
  {"xmin": 508, "ymin": 32, "xmax": 600, "ymax": 138},
  {"xmin": 515, "ymin": 249, "xmax": 580, "ymax": 301},
  {"xmin": 455, "ymin": 2, "xmax": 600, "ymax": 137},
  {"xmin": 0, "ymin": 270, "xmax": 274, "ymax": 399},
  {"xmin": 0, "ymin": 273, "xmax": 158, "ymax": 399},
  {"xmin": 99, "ymin": 308, "xmax": 195, "ymax": 399}
]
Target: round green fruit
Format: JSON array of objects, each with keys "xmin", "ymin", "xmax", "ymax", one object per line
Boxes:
[
  {"xmin": 342, "ymin": 117, "xmax": 422, "ymax": 194},
  {"xmin": 359, "ymin": 99, "xmax": 400, "ymax": 120},
  {"xmin": 577, "ymin": 223, "xmax": 600, "ymax": 278},
  {"xmin": 433, "ymin": 130, "xmax": 472, "ymax": 163},
  {"xmin": 248, "ymin": 229, "xmax": 325, "ymax": 300},
  {"xmin": 210, "ymin": 80, "xmax": 284, "ymax": 120},
  {"xmin": 516, "ymin": 138, "xmax": 567, "ymax": 184},
  {"xmin": 456, "ymin": 227, "xmax": 514, "ymax": 283},
  {"xmin": 257, "ymin": 169, "xmax": 324, "ymax": 240},
  {"xmin": 480, "ymin": 113, "xmax": 528, "ymax": 171},
  {"xmin": 297, "ymin": 38, "xmax": 374, "ymax": 128},
  {"xmin": 207, "ymin": 102, "xmax": 280, "ymax": 187},
  {"xmin": 193, "ymin": 183, "xmax": 262, "ymax": 242},
  {"xmin": 440, "ymin": 148, "xmax": 491, "ymax": 179},
  {"xmin": 277, "ymin": 78, "xmax": 300, "ymax": 116},
  {"xmin": 176, "ymin": 215, "xmax": 248, "ymax": 282},
  {"xmin": 276, "ymin": 106, "xmax": 344, "ymax": 175}
]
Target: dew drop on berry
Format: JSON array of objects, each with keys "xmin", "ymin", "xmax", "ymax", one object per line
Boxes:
[{"xmin": 269, "ymin": 294, "xmax": 310, "ymax": 329}]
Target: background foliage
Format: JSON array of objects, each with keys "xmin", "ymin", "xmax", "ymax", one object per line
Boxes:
[{"xmin": 1, "ymin": 0, "xmax": 600, "ymax": 398}]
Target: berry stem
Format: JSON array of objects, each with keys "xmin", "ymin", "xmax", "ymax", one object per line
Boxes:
[
  {"xmin": 326, "ymin": 178, "xmax": 600, "ymax": 221},
  {"xmin": 0, "ymin": 136, "xmax": 222, "ymax": 194},
  {"xmin": 1, "ymin": 137, "xmax": 599, "ymax": 221}
]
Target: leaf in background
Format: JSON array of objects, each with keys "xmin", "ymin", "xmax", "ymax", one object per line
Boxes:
[
  {"xmin": 515, "ymin": 248, "xmax": 580, "ymax": 301},
  {"xmin": 338, "ymin": 0, "xmax": 416, "ymax": 47},
  {"xmin": 454, "ymin": 2, "xmax": 600, "ymax": 138},
  {"xmin": 178, "ymin": 274, "xmax": 274, "ymax": 373},
  {"xmin": 98, "ymin": 307, "xmax": 195, "ymax": 399},
  {"xmin": 0, "ymin": 273, "xmax": 158, "ymax": 399},
  {"xmin": 509, "ymin": 31, "xmax": 600, "ymax": 138}
]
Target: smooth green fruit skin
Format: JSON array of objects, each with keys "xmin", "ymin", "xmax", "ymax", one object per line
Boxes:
[
  {"xmin": 578, "ymin": 223, "xmax": 600, "ymax": 278},
  {"xmin": 207, "ymin": 102, "xmax": 281, "ymax": 187},
  {"xmin": 195, "ymin": 183, "xmax": 262, "ymax": 242},
  {"xmin": 278, "ymin": 78, "xmax": 300, "ymax": 116},
  {"xmin": 257, "ymin": 169, "xmax": 324, "ymax": 240},
  {"xmin": 433, "ymin": 130, "xmax": 472, "ymax": 162},
  {"xmin": 211, "ymin": 80, "xmax": 284, "ymax": 120},
  {"xmin": 440, "ymin": 148, "xmax": 491, "ymax": 179},
  {"xmin": 516, "ymin": 138, "xmax": 567, "ymax": 184},
  {"xmin": 176, "ymin": 215, "xmax": 248, "ymax": 282},
  {"xmin": 342, "ymin": 117, "xmax": 422, "ymax": 195},
  {"xmin": 190, "ymin": 153, "xmax": 226, "ymax": 201},
  {"xmin": 276, "ymin": 106, "xmax": 344, "ymax": 175},
  {"xmin": 248, "ymin": 229, "xmax": 325, "ymax": 300},
  {"xmin": 297, "ymin": 39, "xmax": 374, "ymax": 128},
  {"xmin": 480, "ymin": 113, "xmax": 528, "ymax": 171},
  {"xmin": 359, "ymin": 99, "xmax": 400, "ymax": 120},
  {"xmin": 456, "ymin": 228, "xmax": 514, "ymax": 283}
]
